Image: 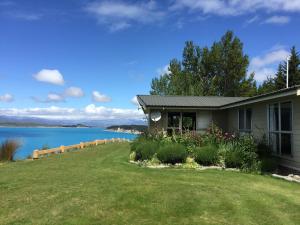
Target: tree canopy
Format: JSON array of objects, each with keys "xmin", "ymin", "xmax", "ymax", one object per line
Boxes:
[{"xmin": 150, "ymin": 31, "xmax": 299, "ymax": 97}]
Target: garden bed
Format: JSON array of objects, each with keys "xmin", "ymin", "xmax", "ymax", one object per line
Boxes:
[{"xmin": 130, "ymin": 125, "xmax": 278, "ymax": 174}]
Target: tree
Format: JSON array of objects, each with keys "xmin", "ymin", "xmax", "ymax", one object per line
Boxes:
[
  {"xmin": 150, "ymin": 30, "xmax": 253, "ymax": 97},
  {"xmin": 239, "ymin": 73, "xmax": 257, "ymax": 97},
  {"xmin": 257, "ymin": 76, "xmax": 276, "ymax": 95},
  {"xmin": 274, "ymin": 63, "xmax": 286, "ymax": 89},
  {"xmin": 286, "ymin": 46, "xmax": 300, "ymax": 87},
  {"xmin": 212, "ymin": 31, "xmax": 250, "ymax": 96}
]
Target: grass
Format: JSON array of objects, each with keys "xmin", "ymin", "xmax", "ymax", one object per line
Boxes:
[{"xmin": 0, "ymin": 143, "xmax": 300, "ymax": 225}]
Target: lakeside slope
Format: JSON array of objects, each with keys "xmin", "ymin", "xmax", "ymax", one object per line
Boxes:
[{"xmin": 1, "ymin": 143, "xmax": 300, "ymax": 225}]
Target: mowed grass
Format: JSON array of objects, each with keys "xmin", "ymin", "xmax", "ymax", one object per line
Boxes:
[{"xmin": 0, "ymin": 143, "xmax": 300, "ymax": 225}]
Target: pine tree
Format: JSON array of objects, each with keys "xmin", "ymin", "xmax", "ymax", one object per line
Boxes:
[
  {"xmin": 257, "ymin": 76, "xmax": 276, "ymax": 95},
  {"xmin": 274, "ymin": 63, "xmax": 286, "ymax": 89},
  {"xmin": 287, "ymin": 46, "xmax": 300, "ymax": 87}
]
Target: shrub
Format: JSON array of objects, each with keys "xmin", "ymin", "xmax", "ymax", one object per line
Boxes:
[
  {"xmin": 194, "ymin": 145, "xmax": 219, "ymax": 166},
  {"xmin": 260, "ymin": 156, "xmax": 278, "ymax": 173},
  {"xmin": 256, "ymin": 137, "xmax": 272, "ymax": 158},
  {"xmin": 221, "ymin": 136, "xmax": 260, "ymax": 172},
  {"xmin": 0, "ymin": 139, "xmax": 21, "ymax": 161},
  {"xmin": 224, "ymin": 146, "xmax": 244, "ymax": 168},
  {"xmin": 135, "ymin": 141, "xmax": 159, "ymax": 161},
  {"xmin": 157, "ymin": 143, "xmax": 187, "ymax": 164}
]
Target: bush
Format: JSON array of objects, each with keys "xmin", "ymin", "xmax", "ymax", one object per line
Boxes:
[
  {"xmin": 194, "ymin": 145, "xmax": 219, "ymax": 166},
  {"xmin": 135, "ymin": 141, "xmax": 159, "ymax": 161},
  {"xmin": 221, "ymin": 136, "xmax": 259, "ymax": 172},
  {"xmin": 157, "ymin": 144, "xmax": 187, "ymax": 164},
  {"xmin": 224, "ymin": 147, "xmax": 244, "ymax": 168},
  {"xmin": 260, "ymin": 157, "xmax": 278, "ymax": 173},
  {"xmin": 0, "ymin": 139, "xmax": 21, "ymax": 161}
]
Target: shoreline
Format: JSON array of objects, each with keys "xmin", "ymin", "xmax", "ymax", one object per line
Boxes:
[
  {"xmin": 105, "ymin": 129, "xmax": 141, "ymax": 135},
  {"xmin": 0, "ymin": 126, "xmax": 92, "ymax": 129}
]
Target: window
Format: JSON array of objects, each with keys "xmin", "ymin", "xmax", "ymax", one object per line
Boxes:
[
  {"xmin": 168, "ymin": 112, "xmax": 180, "ymax": 128},
  {"xmin": 269, "ymin": 102, "xmax": 292, "ymax": 156},
  {"xmin": 239, "ymin": 108, "xmax": 252, "ymax": 132},
  {"xmin": 182, "ymin": 113, "xmax": 196, "ymax": 131},
  {"xmin": 167, "ymin": 112, "xmax": 197, "ymax": 135}
]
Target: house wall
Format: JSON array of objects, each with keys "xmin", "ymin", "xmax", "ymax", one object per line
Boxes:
[
  {"xmin": 148, "ymin": 109, "xmax": 214, "ymax": 133},
  {"xmin": 148, "ymin": 94, "xmax": 300, "ymax": 170},
  {"xmin": 227, "ymin": 95, "xmax": 300, "ymax": 170}
]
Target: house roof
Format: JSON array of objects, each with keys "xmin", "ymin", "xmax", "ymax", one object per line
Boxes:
[
  {"xmin": 137, "ymin": 85, "xmax": 300, "ymax": 111},
  {"xmin": 137, "ymin": 95, "xmax": 248, "ymax": 109}
]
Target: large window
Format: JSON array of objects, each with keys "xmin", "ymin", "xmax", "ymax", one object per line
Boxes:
[
  {"xmin": 167, "ymin": 112, "xmax": 196, "ymax": 135},
  {"xmin": 269, "ymin": 102, "xmax": 292, "ymax": 156},
  {"xmin": 239, "ymin": 108, "xmax": 252, "ymax": 132}
]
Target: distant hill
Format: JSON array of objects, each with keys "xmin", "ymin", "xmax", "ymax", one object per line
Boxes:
[
  {"xmin": 106, "ymin": 125, "xmax": 147, "ymax": 132},
  {"xmin": 0, "ymin": 115, "xmax": 146, "ymax": 128}
]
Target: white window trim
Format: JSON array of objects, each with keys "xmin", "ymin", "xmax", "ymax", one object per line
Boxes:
[
  {"xmin": 238, "ymin": 108, "xmax": 252, "ymax": 133},
  {"xmin": 268, "ymin": 101, "xmax": 293, "ymax": 158}
]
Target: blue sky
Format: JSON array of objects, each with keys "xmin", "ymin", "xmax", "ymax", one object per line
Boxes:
[{"xmin": 0, "ymin": 0, "xmax": 300, "ymax": 121}]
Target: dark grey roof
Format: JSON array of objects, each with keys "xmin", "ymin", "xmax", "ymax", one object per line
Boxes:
[
  {"xmin": 137, "ymin": 95, "xmax": 248, "ymax": 108},
  {"xmin": 138, "ymin": 85, "xmax": 300, "ymax": 110}
]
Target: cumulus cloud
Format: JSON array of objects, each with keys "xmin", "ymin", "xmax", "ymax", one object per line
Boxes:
[
  {"xmin": 249, "ymin": 46, "xmax": 289, "ymax": 82},
  {"xmin": 92, "ymin": 91, "xmax": 111, "ymax": 102},
  {"xmin": 0, "ymin": 105, "xmax": 144, "ymax": 121},
  {"xmin": 131, "ymin": 96, "xmax": 139, "ymax": 106},
  {"xmin": 85, "ymin": 1, "xmax": 165, "ymax": 31},
  {"xmin": 32, "ymin": 93, "xmax": 65, "ymax": 103},
  {"xmin": 157, "ymin": 64, "xmax": 171, "ymax": 76},
  {"xmin": 171, "ymin": 0, "xmax": 300, "ymax": 16},
  {"xmin": 65, "ymin": 87, "xmax": 84, "ymax": 98},
  {"xmin": 33, "ymin": 69, "xmax": 65, "ymax": 85},
  {"xmin": 263, "ymin": 15, "xmax": 290, "ymax": 25},
  {"xmin": 0, "ymin": 93, "xmax": 14, "ymax": 102}
]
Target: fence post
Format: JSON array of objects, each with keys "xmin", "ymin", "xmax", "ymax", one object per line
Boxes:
[
  {"xmin": 80, "ymin": 142, "xmax": 84, "ymax": 149},
  {"xmin": 95, "ymin": 140, "xmax": 98, "ymax": 146},
  {"xmin": 60, "ymin": 145, "xmax": 65, "ymax": 153},
  {"xmin": 32, "ymin": 150, "xmax": 39, "ymax": 159}
]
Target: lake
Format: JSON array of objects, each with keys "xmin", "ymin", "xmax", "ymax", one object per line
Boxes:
[{"xmin": 0, "ymin": 127, "xmax": 137, "ymax": 159}]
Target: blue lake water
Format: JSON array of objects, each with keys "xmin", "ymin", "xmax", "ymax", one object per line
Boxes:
[{"xmin": 0, "ymin": 127, "xmax": 137, "ymax": 159}]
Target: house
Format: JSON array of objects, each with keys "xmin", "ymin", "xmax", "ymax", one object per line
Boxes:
[{"xmin": 137, "ymin": 85, "xmax": 300, "ymax": 171}]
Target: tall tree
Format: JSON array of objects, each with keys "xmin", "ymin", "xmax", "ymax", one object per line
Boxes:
[
  {"xmin": 286, "ymin": 46, "xmax": 300, "ymax": 87},
  {"xmin": 150, "ymin": 30, "xmax": 254, "ymax": 97},
  {"xmin": 239, "ymin": 73, "xmax": 257, "ymax": 97},
  {"xmin": 257, "ymin": 76, "xmax": 276, "ymax": 95},
  {"xmin": 274, "ymin": 63, "xmax": 286, "ymax": 89},
  {"xmin": 212, "ymin": 31, "xmax": 250, "ymax": 96}
]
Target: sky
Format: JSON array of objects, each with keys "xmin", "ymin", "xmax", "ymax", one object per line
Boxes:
[{"xmin": 0, "ymin": 0, "xmax": 300, "ymax": 121}]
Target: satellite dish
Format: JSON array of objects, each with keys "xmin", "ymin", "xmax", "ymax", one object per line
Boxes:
[{"xmin": 150, "ymin": 111, "xmax": 161, "ymax": 122}]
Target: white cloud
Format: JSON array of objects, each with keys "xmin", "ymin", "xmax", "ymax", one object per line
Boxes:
[
  {"xmin": 263, "ymin": 15, "xmax": 290, "ymax": 25},
  {"xmin": 244, "ymin": 15, "xmax": 260, "ymax": 25},
  {"xmin": 0, "ymin": 93, "xmax": 14, "ymax": 102},
  {"xmin": 92, "ymin": 91, "xmax": 111, "ymax": 102},
  {"xmin": 85, "ymin": 1, "xmax": 165, "ymax": 31},
  {"xmin": 5, "ymin": 12, "xmax": 42, "ymax": 21},
  {"xmin": 33, "ymin": 69, "xmax": 65, "ymax": 85},
  {"xmin": 157, "ymin": 64, "xmax": 171, "ymax": 76},
  {"xmin": 249, "ymin": 46, "xmax": 289, "ymax": 82},
  {"xmin": 0, "ymin": 105, "xmax": 144, "ymax": 121},
  {"xmin": 171, "ymin": 0, "xmax": 300, "ymax": 16},
  {"xmin": 32, "ymin": 93, "xmax": 65, "ymax": 103},
  {"xmin": 131, "ymin": 96, "xmax": 139, "ymax": 106},
  {"xmin": 65, "ymin": 87, "xmax": 84, "ymax": 98}
]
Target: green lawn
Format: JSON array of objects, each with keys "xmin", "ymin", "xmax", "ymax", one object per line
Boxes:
[{"xmin": 1, "ymin": 143, "xmax": 300, "ymax": 225}]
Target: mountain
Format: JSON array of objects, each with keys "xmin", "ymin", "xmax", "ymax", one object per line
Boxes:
[{"xmin": 0, "ymin": 115, "xmax": 146, "ymax": 128}]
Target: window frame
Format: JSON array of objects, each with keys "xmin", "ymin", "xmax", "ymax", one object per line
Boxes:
[
  {"xmin": 238, "ymin": 107, "xmax": 252, "ymax": 133},
  {"xmin": 268, "ymin": 101, "xmax": 293, "ymax": 157}
]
